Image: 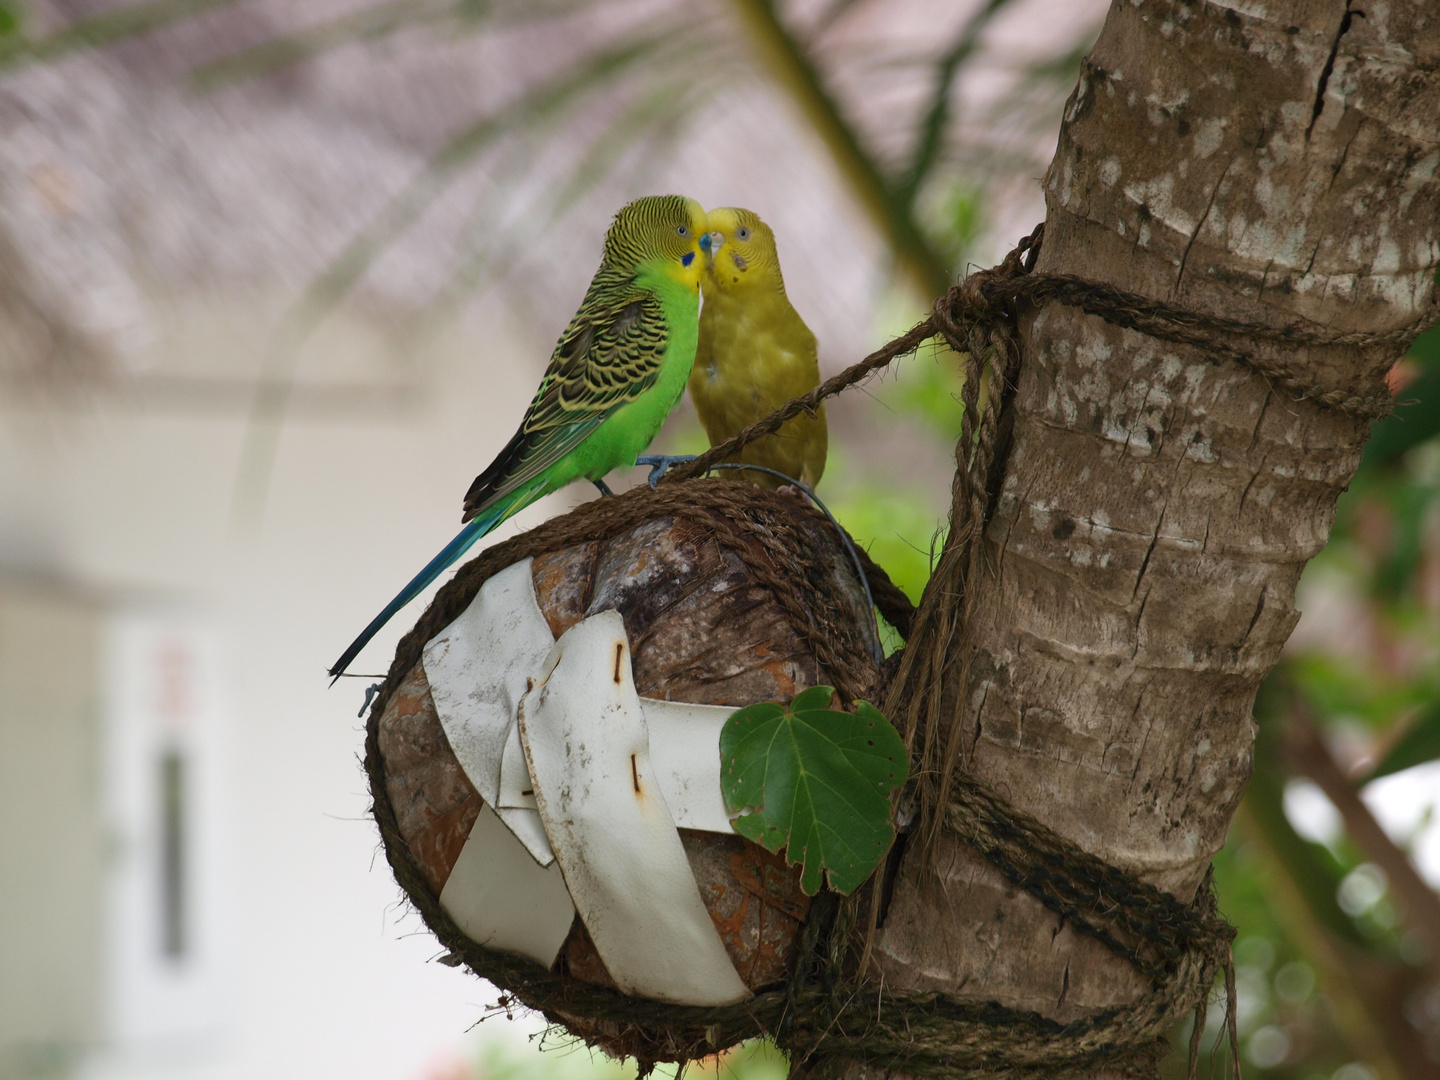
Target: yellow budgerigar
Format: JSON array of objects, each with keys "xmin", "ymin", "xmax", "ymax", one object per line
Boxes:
[{"xmin": 690, "ymin": 207, "xmax": 827, "ymax": 490}]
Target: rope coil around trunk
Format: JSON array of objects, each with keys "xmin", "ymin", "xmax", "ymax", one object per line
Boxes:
[{"xmin": 363, "ymin": 225, "xmax": 1434, "ymax": 1077}]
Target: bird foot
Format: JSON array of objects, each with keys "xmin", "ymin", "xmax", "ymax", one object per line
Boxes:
[
  {"xmin": 358, "ymin": 682, "xmax": 384, "ymax": 718},
  {"xmin": 592, "ymin": 478, "xmax": 616, "ymax": 497},
  {"xmin": 775, "ymin": 483, "xmax": 810, "ymax": 503},
  {"xmin": 635, "ymin": 454, "xmax": 698, "ymax": 488}
]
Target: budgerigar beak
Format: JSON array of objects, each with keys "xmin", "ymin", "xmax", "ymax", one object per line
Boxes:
[{"xmin": 700, "ymin": 230, "xmax": 724, "ymax": 267}]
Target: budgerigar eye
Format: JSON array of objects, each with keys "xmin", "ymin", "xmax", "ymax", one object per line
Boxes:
[
  {"xmin": 736, "ymin": 226, "xmax": 751, "ymax": 241},
  {"xmin": 676, "ymin": 225, "xmax": 690, "ymax": 237}
]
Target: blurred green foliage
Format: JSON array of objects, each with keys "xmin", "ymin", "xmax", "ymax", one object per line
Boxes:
[
  {"xmin": 874, "ymin": 346, "xmax": 970, "ymax": 439},
  {"xmin": 829, "ymin": 478, "xmax": 947, "ymax": 605},
  {"xmin": 469, "ymin": 1034, "xmax": 789, "ymax": 1080},
  {"xmin": 1362, "ymin": 330, "xmax": 1440, "ymax": 470},
  {"xmin": 928, "ymin": 182, "xmax": 987, "ymax": 273},
  {"xmin": 1367, "ymin": 700, "xmax": 1440, "ymax": 783},
  {"xmin": 0, "ymin": 0, "xmax": 243, "ymax": 67}
]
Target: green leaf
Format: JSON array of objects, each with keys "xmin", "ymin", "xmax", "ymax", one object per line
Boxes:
[
  {"xmin": 719, "ymin": 686, "xmax": 908, "ymax": 896},
  {"xmin": 1362, "ymin": 699, "xmax": 1440, "ymax": 782}
]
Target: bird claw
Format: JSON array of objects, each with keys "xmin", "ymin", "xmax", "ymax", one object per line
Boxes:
[
  {"xmin": 358, "ymin": 682, "xmax": 383, "ymax": 718},
  {"xmin": 775, "ymin": 483, "xmax": 810, "ymax": 503},
  {"xmin": 635, "ymin": 454, "xmax": 698, "ymax": 488}
]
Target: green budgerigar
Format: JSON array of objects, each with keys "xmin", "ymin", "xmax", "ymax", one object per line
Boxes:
[{"xmin": 329, "ymin": 194, "xmax": 708, "ymax": 680}]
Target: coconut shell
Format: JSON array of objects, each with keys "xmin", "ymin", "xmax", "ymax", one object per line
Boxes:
[{"xmin": 375, "ymin": 509, "xmax": 878, "ymax": 994}]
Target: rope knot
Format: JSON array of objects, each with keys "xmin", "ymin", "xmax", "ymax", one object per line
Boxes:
[{"xmin": 932, "ymin": 222, "xmax": 1046, "ymax": 358}]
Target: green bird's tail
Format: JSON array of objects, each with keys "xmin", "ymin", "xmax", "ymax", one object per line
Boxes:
[{"xmin": 328, "ymin": 484, "xmax": 540, "ymax": 682}]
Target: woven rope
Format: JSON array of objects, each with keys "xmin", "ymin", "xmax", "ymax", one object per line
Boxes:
[
  {"xmin": 362, "ymin": 224, "xmax": 1434, "ymax": 1077},
  {"xmin": 369, "ymin": 480, "xmax": 890, "ymax": 706}
]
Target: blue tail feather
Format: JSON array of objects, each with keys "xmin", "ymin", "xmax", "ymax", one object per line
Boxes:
[{"xmin": 328, "ymin": 500, "xmax": 512, "ymax": 683}]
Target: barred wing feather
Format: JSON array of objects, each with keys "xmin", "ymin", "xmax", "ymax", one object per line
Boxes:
[{"xmin": 462, "ymin": 291, "xmax": 668, "ymax": 520}]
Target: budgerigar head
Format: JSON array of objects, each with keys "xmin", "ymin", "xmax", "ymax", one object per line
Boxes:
[
  {"xmin": 603, "ymin": 195, "xmax": 707, "ymax": 289},
  {"xmin": 699, "ymin": 207, "xmax": 785, "ymax": 294}
]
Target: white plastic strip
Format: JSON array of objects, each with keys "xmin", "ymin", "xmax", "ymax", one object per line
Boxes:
[
  {"xmin": 519, "ymin": 612, "xmax": 751, "ymax": 1006},
  {"xmin": 423, "ymin": 557, "xmax": 553, "ymax": 805},
  {"xmin": 639, "ymin": 700, "xmax": 738, "ymax": 834},
  {"xmin": 501, "ymin": 691, "xmax": 732, "ymax": 832},
  {"xmin": 423, "ymin": 557, "xmax": 557, "ymax": 865},
  {"xmin": 497, "ymin": 718, "xmax": 537, "ymax": 809},
  {"xmin": 494, "ymin": 806, "xmax": 552, "ymax": 863},
  {"xmin": 438, "ymin": 804, "xmax": 575, "ymax": 969}
]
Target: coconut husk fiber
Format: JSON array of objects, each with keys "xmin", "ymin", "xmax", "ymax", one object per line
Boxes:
[{"xmin": 365, "ymin": 480, "xmax": 899, "ymax": 1064}]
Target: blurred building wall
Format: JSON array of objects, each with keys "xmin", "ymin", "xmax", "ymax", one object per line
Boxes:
[
  {"xmin": 0, "ymin": 276, "xmax": 561, "ymax": 1080},
  {"xmin": 0, "ymin": 585, "xmax": 105, "ymax": 1078},
  {"xmin": 0, "ymin": 589, "xmax": 232, "ymax": 1080},
  {"xmin": 0, "ymin": 8, "xmax": 582, "ymax": 1077}
]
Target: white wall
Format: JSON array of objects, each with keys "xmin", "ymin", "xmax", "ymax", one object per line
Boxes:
[{"xmin": 1, "ymin": 302, "xmax": 579, "ymax": 1080}]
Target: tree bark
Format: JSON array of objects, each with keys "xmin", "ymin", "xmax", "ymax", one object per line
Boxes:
[{"xmin": 834, "ymin": 2, "xmax": 1440, "ymax": 1076}]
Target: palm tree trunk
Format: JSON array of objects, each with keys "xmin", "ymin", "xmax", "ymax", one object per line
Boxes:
[{"xmin": 831, "ymin": 1, "xmax": 1440, "ymax": 1075}]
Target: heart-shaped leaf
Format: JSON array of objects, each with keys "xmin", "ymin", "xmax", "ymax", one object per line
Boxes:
[{"xmin": 718, "ymin": 686, "xmax": 908, "ymax": 895}]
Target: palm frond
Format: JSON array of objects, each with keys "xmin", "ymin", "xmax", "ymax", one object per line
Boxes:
[
  {"xmin": 0, "ymin": 0, "xmax": 242, "ymax": 69},
  {"xmin": 897, "ymin": 0, "xmax": 1016, "ymax": 209},
  {"xmin": 190, "ymin": 0, "xmax": 599, "ymax": 91},
  {"xmin": 228, "ymin": 25, "xmax": 686, "ymax": 526}
]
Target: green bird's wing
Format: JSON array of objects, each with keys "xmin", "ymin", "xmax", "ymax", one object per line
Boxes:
[{"xmin": 462, "ymin": 288, "xmax": 668, "ymax": 520}]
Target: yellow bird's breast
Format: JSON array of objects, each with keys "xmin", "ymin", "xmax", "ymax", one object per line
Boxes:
[{"xmin": 690, "ymin": 285, "xmax": 827, "ymax": 489}]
